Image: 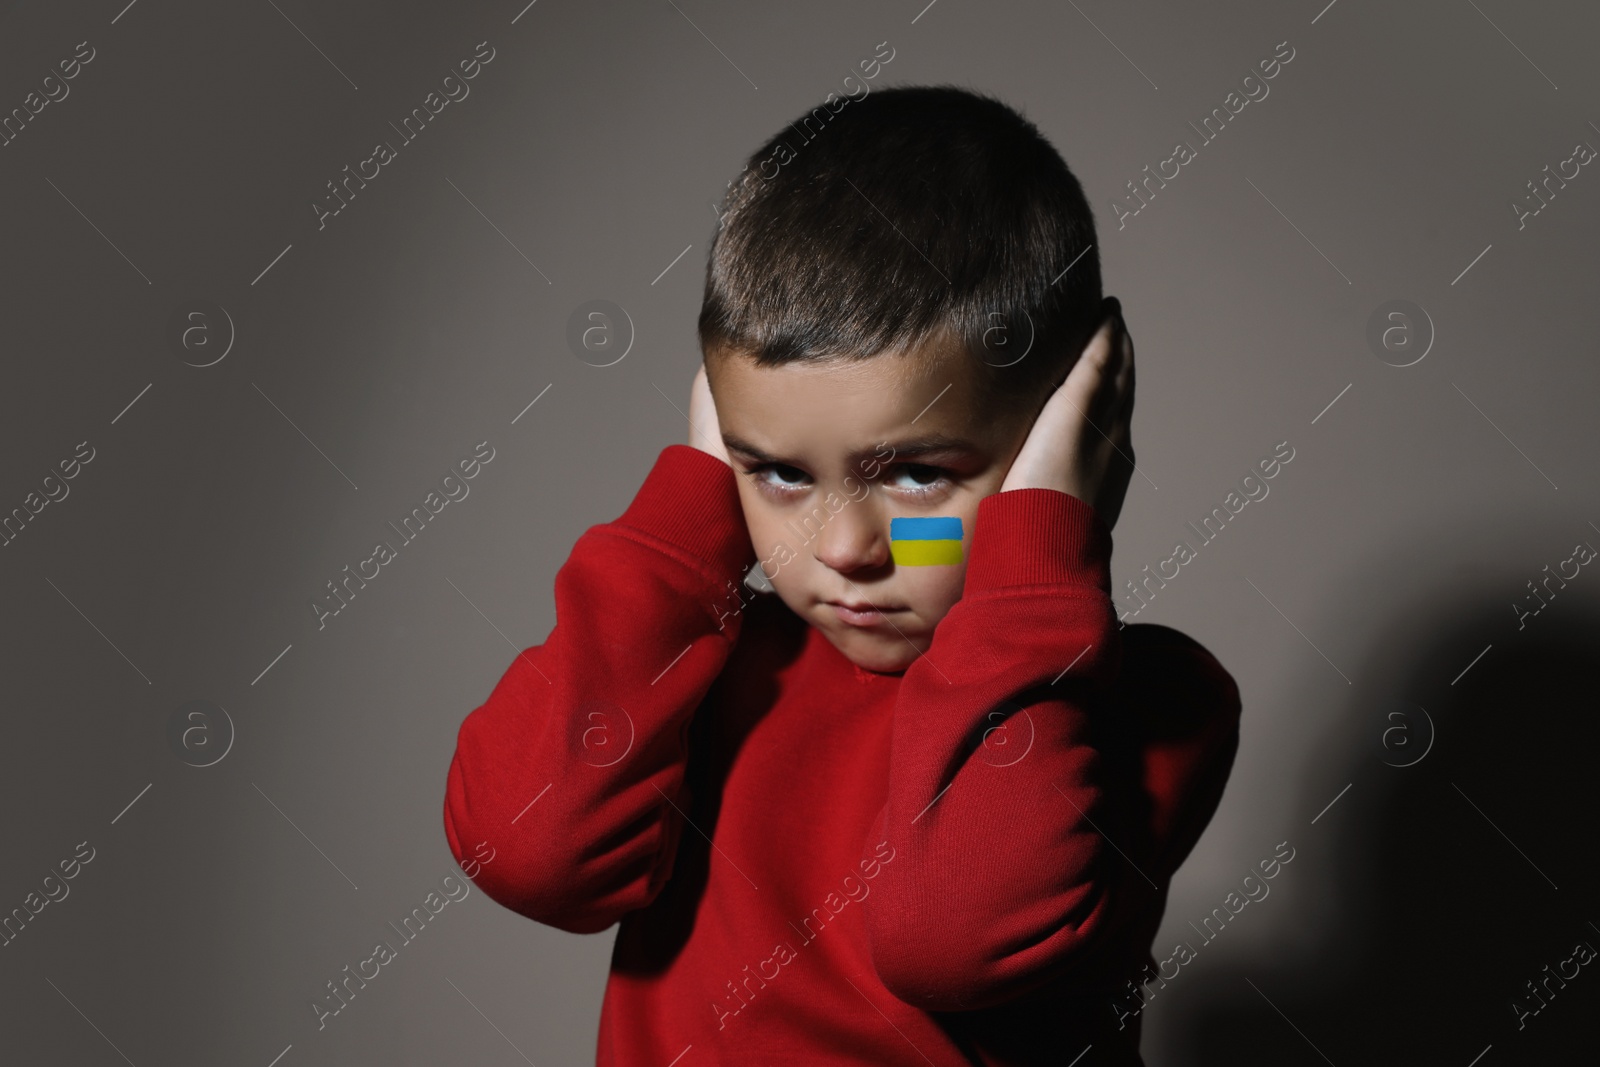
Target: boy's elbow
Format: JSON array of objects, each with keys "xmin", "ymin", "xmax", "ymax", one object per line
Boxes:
[
  {"xmin": 482, "ymin": 871, "xmax": 633, "ymax": 934},
  {"xmin": 442, "ymin": 734, "xmax": 605, "ymax": 931},
  {"xmin": 869, "ymin": 944, "xmax": 999, "ymax": 1012},
  {"xmin": 442, "ymin": 777, "xmax": 675, "ymax": 935},
  {"xmin": 449, "ymin": 829, "xmax": 645, "ymax": 934},
  {"xmin": 865, "ymin": 894, "xmax": 1112, "ymax": 1012}
]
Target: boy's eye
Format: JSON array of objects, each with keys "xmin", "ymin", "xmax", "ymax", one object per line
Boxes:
[
  {"xmin": 884, "ymin": 464, "xmax": 950, "ymax": 494},
  {"xmin": 752, "ymin": 463, "xmax": 811, "ymax": 491}
]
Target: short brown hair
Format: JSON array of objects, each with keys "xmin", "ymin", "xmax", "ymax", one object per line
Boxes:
[{"xmin": 698, "ymin": 85, "xmax": 1103, "ymax": 415}]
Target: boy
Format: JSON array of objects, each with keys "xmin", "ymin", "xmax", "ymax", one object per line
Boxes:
[{"xmin": 443, "ymin": 86, "xmax": 1240, "ymax": 1065}]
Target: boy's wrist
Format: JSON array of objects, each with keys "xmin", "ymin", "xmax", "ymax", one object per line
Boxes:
[
  {"xmin": 613, "ymin": 444, "xmax": 755, "ymax": 581},
  {"xmin": 963, "ymin": 487, "xmax": 1113, "ymax": 594}
]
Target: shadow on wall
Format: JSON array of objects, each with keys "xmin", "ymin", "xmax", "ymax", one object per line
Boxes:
[{"xmin": 1174, "ymin": 581, "xmax": 1600, "ymax": 1063}]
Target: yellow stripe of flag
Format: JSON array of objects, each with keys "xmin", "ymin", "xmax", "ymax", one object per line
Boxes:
[{"xmin": 890, "ymin": 539, "xmax": 964, "ymax": 566}]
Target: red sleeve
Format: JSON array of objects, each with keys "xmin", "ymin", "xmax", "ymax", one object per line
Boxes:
[
  {"xmin": 442, "ymin": 445, "xmax": 755, "ymax": 934},
  {"xmin": 1121, "ymin": 623, "xmax": 1241, "ymax": 883},
  {"xmin": 860, "ymin": 488, "xmax": 1239, "ymax": 1011}
]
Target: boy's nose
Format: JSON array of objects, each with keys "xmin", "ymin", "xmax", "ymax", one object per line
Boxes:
[{"xmin": 811, "ymin": 508, "xmax": 889, "ymax": 574}]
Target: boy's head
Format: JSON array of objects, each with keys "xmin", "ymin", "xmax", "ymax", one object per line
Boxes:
[{"xmin": 699, "ymin": 85, "xmax": 1106, "ymax": 673}]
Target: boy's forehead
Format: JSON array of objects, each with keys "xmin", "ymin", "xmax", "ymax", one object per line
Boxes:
[{"xmin": 707, "ymin": 339, "xmax": 990, "ymax": 438}]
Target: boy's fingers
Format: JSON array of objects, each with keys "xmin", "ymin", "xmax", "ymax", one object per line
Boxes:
[
  {"xmin": 1042, "ymin": 304, "xmax": 1123, "ymax": 434},
  {"xmin": 1092, "ymin": 311, "xmax": 1118, "ymax": 369},
  {"xmin": 1084, "ymin": 314, "xmax": 1126, "ymax": 422},
  {"xmin": 1112, "ymin": 315, "xmax": 1136, "ymax": 423},
  {"xmin": 1065, "ymin": 314, "xmax": 1116, "ymax": 399}
]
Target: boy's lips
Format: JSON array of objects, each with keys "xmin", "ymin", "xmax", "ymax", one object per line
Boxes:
[{"xmin": 823, "ymin": 599, "xmax": 904, "ymax": 627}]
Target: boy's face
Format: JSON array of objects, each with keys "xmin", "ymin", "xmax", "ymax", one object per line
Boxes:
[{"xmin": 707, "ymin": 338, "xmax": 1032, "ymax": 674}]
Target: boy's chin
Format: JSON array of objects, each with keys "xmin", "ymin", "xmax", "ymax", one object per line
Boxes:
[{"xmin": 818, "ymin": 626, "xmax": 925, "ymax": 675}]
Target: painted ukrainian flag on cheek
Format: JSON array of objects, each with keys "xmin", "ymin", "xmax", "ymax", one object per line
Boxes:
[{"xmin": 890, "ymin": 516, "xmax": 964, "ymax": 566}]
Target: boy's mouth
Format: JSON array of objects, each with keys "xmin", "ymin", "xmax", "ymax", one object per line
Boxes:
[{"xmin": 823, "ymin": 599, "xmax": 905, "ymax": 627}]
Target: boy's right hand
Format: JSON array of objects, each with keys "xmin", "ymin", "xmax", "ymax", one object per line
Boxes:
[
  {"xmin": 688, "ymin": 363, "xmax": 732, "ymax": 465},
  {"xmin": 999, "ymin": 297, "xmax": 1135, "ymax": 530}
]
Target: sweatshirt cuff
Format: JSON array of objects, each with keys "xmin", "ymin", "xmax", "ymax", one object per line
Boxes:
[
  {"xmin": 963, "ymin": 488, "xmax": 1113, "ymax": 594},
  {"xmin": 613, "ymin": 444, "xmax": 755, "ymax": 581}
]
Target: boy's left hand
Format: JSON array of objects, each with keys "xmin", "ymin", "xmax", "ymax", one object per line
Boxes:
[
  {"xmin": 999, "ymin": 297, "xmax": 1135, "ymax": 531},
  {"xmin": 687, "ymin": 363, "xmax": 732, "ymax": 465}
]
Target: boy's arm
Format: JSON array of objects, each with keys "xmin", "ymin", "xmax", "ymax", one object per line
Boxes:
[
  {"xmin": 1121, "ymin": 622, "xmax": 1241, "ymax": 883},
  {"xmin": 442, "ymin": 445, "xmax": 754, "ymax": 934},
  {"xmin": 859, "ymin": 487, "xmax": 1240, "ymax": 1011}
]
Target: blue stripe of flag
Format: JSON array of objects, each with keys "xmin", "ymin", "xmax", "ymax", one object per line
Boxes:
[{"xmin": 890, "ymin": 516, "xmax": 963, "ymax": 541}]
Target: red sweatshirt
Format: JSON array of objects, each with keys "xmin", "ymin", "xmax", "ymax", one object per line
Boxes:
[{"xmin": 443, "ymin": 444, "xmax": 1240, "ymax": 1066}]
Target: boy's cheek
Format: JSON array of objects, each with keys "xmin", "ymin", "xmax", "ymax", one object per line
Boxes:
[
  {"xmin": 901, "ymin": 562, "xmax": 968, "ymax": 629},
  {"xmin": 737, "ymin": 498, "xmax": 787, "ymax": 558}
]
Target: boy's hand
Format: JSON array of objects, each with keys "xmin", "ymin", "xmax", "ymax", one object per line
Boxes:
[
  {"xmin": 688, "ymin": 363, "xmax": 732, "ymax": 464},
  {"xmin": 999, "ymin": 297, "xmax": 1135, "ymax": 531}
]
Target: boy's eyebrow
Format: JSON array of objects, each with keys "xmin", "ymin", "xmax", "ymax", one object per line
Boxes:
[
  {"xmin": 720, "ymin": 434, "xmax": 784, "ymax": 464},
  {"xmin": 873, "ymin": 433, "xmax": 983, "ymax": 459},
  {"xmin": 721, "ymin": 431, "xmax": 983, "ymax": 465}
]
